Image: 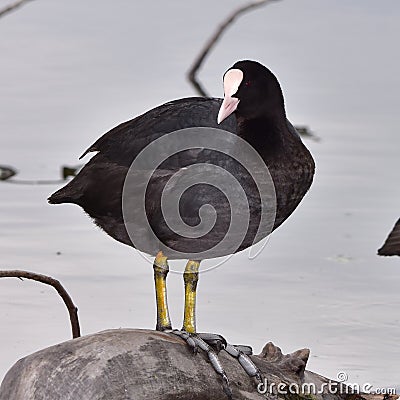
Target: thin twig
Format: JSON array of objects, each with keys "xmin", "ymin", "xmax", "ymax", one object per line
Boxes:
[
  {"xmin": 187, "ymin": 0, "xmax": 280, "ymax": 96},
  {"xmin": 0, "ymin": 0, "xmax": 34, "ymax": 18},
  {"xmin": 0, "ymin": 270, "xmax": 81, "ymax": 339}
]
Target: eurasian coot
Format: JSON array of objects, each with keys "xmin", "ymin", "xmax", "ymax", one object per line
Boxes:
[{"xmin": 49, "ymin": 60, "xmax": 315, "ymax": 395}]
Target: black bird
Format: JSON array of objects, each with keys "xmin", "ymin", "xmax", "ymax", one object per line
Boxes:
[{"xmin": 49, "ymin": 60, "xmax": 315, "ymax": 395}]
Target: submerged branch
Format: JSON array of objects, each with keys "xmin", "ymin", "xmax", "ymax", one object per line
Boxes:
[
  {"xmin": 0, "ymin": 0, "xmax": 34, "ymax": 18},
  {"xmin": 0, "ymin": 165, "xmax": 79, "ymax": 185}
]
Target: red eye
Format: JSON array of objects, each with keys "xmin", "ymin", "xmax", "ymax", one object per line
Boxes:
[{"xmin": 245, "ymin": 81, "xmax": 252, "ymax": 87}]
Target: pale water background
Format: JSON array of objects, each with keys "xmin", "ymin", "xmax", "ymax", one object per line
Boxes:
[{"xmin": 0, "ymin": 0, "xmax": 399, "ymax": 392}]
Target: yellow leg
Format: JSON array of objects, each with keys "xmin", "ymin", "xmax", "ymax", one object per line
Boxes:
[
  {"xmin": 182, "ymin": 260, "xmax": 200, "ymax": 333},
  {"xmin": 153, "ymin": 251, "xmax": 172, "ymax": 331}
]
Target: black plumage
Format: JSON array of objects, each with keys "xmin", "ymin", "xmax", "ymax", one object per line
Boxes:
[
  {"xmin": 378, "ymin": 219, "xmax": 400, "ymax": 256},
  {"xmin": 49, "ymin": 60, "xmax": 315, "ymax": 259}
]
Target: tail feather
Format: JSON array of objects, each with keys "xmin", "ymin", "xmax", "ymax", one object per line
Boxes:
[{"xmin": 48, "ymin": 184, "xmax": 80, "ymax": 205}]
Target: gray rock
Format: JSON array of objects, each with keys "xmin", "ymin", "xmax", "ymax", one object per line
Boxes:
[{"xmin": 0, "ymin": 329, "xmax": 394, "ymax": 400}]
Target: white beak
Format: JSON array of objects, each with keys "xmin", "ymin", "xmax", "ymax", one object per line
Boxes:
[
  {"xmin": 217, "ymin": 69, "xmax": 243, "ymax": 124},
  {"xmin": 217, "ymin": 96, "xmax": 240, "ymax": 124}
]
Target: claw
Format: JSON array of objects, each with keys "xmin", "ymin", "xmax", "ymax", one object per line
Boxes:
[
  {"xmin": 222, "ymin": 373, "xmax": 233, "ymax": 399},
  {"xmin": 200, "ymin": 345, "xmax": 231, "ymax": 399}
]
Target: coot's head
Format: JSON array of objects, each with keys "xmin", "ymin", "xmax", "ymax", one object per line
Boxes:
[{"xmin": 217, "ymin": 60, "xmax": 285, "ymax": 124}]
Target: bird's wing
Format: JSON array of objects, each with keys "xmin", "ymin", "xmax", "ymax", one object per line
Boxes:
[{"xmin": 79, "ymin": 97, "xmax": 237, "ymax": 166}]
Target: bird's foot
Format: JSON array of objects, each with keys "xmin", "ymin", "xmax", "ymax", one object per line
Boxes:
[
  {"xmin": 170, "ymin": 330, "xmax": 232, "ymax": 399},
  {"xmin": 197, "ymin": 333, "xmax": 262, "ymax": 383},
  {"xmin": 224, "ymin": 343, "xmax": 263, "ymax": 382},
  {"xmin": 169, "ymin": 330, "xmax": 263, "ymax": 399},
  {"xmin": 196, "ymin": 332, "xmax": 227, "ymax": 353}
]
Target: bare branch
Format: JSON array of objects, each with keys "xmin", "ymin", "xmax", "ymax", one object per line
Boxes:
[
  {"xmin": 187, "ymin": 0, "xmax": 281, "ymax": 96},
  {"xmin": 0, "ymin": 270, "xmax": 81, "ymax": 339},
  {"xmin": 0, "ymin": 0, "xmax": 34, "ymax": 18}
]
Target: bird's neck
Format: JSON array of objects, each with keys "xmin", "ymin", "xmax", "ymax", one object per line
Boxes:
[{"xmin": 236, "ymin": 114, "xmax": 286, "ymax": 155}]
